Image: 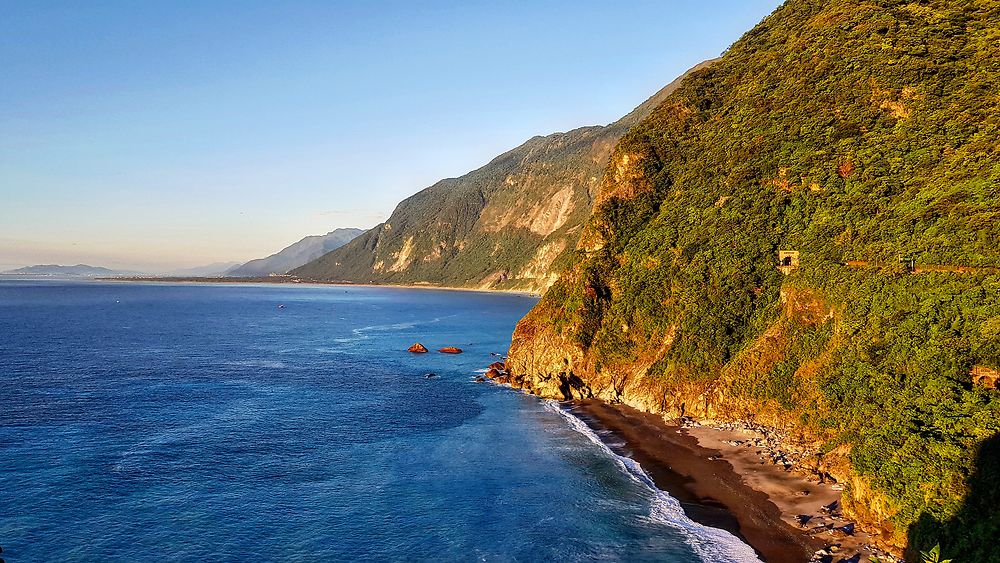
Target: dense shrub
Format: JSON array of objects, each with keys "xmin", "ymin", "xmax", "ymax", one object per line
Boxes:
[{"xmin": 530, "ymin": 0, "xmax": 1000, "ymax": 557}]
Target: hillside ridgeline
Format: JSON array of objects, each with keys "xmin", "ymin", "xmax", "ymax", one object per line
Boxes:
[
  {"xmin": 291, "ymin": 62, "xmax": 713, "ymax": 293},
  {"xmin": 229, "ymin": 228, "xmax": 364, "ymax": 277}
]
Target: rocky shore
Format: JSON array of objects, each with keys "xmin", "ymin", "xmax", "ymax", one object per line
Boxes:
[
  {"xmin": 478, "ymin": 363, "xmax": 901, "ymax": 563},
  {"xmin": 572, "ymin": 400, "xmax": 902, "ymax": 563}
]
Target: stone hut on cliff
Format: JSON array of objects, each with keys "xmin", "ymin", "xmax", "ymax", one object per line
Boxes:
[
  {"xmin": 972, "ymin": 365, "xmax": 999, "ymax": 389},
  {"xmin": 777, "ymin": 250, "xmax": 800, "ymax": 275}
]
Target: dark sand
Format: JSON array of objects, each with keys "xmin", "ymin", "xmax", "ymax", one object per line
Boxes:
[{"xmin": 570, "ymin": 400, "xmax": 824, "ymax": 563}]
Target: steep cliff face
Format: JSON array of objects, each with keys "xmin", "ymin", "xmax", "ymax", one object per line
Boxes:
[
  {"xmin": 508, "ymin": 0, "xmax": 1000, "ymax": 558},
  {"xmin": 291, "ymin": 62, "xmax": 712, "ymax": 293}
]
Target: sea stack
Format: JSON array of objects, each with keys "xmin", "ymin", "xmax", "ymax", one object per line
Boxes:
[
  {"xmin": 438, "ymin": 347, "xmax": 462, "ymax": 354},
  {"xmin": 407, "ymin": 343, "xmax": 429, "ymax": 353}
]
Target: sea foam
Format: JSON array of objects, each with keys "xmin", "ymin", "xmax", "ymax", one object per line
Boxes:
[{"xmin": 544, "ymin": 401, "xmax": 762, "ymax": 563}]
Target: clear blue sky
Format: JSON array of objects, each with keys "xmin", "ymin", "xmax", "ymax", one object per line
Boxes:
[{"xmin": 0, "ymin": 0, "xmax": 782, "ymax": 272}]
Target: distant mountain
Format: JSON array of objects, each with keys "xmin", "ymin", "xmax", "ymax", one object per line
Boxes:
[
  {"xmin": 163, "ymin": 262, "xmax": 241, "ymax": 277},
  {"xmin": 291, "ymin": 61, "xmax": 713, "ymax": 293},
  {"xmin": 227, "ymin": 228, "xmax": 364, "ymax": 277},
  {"xmin": 2, "ymin": 264, "xmax": 139, "ymax": 277}
]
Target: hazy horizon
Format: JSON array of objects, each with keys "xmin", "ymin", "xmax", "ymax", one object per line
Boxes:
[{"xmin": 1, "ymin": 1, "xmax": 783, "ymax": 272}]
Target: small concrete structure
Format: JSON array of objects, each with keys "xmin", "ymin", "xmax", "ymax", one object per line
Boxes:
[
  {"xmin": 901, "ymin": 254, "xmax": 916, "ymax": 273},
  {"xmin": 777, "ymin": 250, "xmax": 800, "ymax": 275},
  {"xmin": 971, "ymin": 365, "xmax": 999, "ymax": 389}
]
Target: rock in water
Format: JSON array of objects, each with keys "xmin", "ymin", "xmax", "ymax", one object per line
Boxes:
[
  {"xmin": 488, "ymin": 361, "xmax": 506, "ymax": 371},
  {"xmin": 438, "ymin": 347, "xmax": 462, "ymax": 354},
  {"xmin": 407, "ymin": 343, "xmax": 429, "ymax": 353}
]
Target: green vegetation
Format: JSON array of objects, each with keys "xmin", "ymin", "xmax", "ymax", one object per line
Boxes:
[
  {"xmin": 921, "ymin": 544, "xmax": 953, "ymax": 563},
  {"xmin": 876, "ymin": 544, "xmax": 954, "ymax": 563},
  {"xmin": 291, "ymin": 125, "xmax": 601, "ymax": 291},
  {"xmin": 291, "ymin": 63, "xmax": 713, "ymax": 293},
  {"xmin": 517, "ymin": 0, "xmax": 1000, "ymax": 558}
]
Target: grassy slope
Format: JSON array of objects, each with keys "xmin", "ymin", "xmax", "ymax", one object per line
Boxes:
[{"xmin": 509, "ymin": 0, "xmax": 1000, "ymax": 558}]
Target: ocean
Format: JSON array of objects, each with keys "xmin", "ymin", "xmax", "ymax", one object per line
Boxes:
[{"xmin": 0, "ymin": 280, "xmax": 758, "ymax": 562}]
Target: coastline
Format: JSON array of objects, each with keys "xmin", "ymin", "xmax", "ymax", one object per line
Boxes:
[
  {"xmin": 99, "ymin": 276, "xmax": 543, "ymax": 297},
  {"xmin": 565, "ymin": 399, "xmax": 893, "ymax": 563},
  {"xmin": 82, "ymin": 275, "xmax": 883, "ymax": 560}
]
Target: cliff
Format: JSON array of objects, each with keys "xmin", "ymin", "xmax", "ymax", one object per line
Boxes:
[
  {"xmin": 507, "ymin": 0, "xmax": 1000, "ymax": 559},
  {"xmin": 291, "ymin": 62, "xmax": 713, "ymax": 293}
]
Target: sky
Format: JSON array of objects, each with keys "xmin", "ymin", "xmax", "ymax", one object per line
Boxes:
[{"xmin": 0, "ymin": 0, "xmax": 783, "ymax": 272}]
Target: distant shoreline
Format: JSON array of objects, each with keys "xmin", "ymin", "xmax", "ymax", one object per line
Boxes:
[{"xmin": 100, "ymin": 276, "xmax": 542, "ymax": 297}]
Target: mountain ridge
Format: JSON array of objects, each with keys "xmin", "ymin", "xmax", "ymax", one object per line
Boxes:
[
  {"xmin": 228, "ymin": 228, "xmax": 364, "ymax": 277},
  {"xmin": 291, "ymin": 61, "xmax": 715, "ymax": 292},
  {"xmin": 3, "ymin": 264, "xmax": 140, "ymax": 277}
]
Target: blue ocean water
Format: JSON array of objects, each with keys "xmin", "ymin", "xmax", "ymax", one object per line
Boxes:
[{"xmin": 0, "ymin": 280, "xmax": 757, "ymax": 562}]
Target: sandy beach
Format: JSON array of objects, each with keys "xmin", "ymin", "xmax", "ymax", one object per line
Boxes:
[{"xmin": 569, "ymin": 400, "xmax": 893, "ymax": 563}]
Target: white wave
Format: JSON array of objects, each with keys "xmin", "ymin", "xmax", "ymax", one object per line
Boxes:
[
  {"xmin": 350, "ymin": 314, "xmax": 458, "ymax": 336},
  {"xmin": 352, "ymin": 321, "xmax": 416, "ymax": 335},
  {"xmin": 543, "ymin": 401, "xmax": 762, "ymax": 563},
  {"xmin": 223, "ymin": 359, "xmax": 286, "ymax": 369}
]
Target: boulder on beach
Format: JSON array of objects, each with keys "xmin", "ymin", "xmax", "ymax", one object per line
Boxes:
[
  {"xmin": 407, "ymin": 343, "xmax": 429, "ymax": 353},
  {"xmin": 438, "ymin": 347, "xmax": 462, "ymax": 354}
]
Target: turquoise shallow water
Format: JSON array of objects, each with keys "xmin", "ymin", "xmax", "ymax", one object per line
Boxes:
[{"xmin": 0, "ymin": 280, "xmax": 757, "ymax": 562}]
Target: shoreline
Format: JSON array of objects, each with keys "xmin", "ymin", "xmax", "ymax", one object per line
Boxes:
[
  {"xmin": 97, "ymin": 276, "xmax": 542, "ymax": 297},
  {"xmin": 566, "ymin": 399, "xmax": 893, "ymax": 563}
]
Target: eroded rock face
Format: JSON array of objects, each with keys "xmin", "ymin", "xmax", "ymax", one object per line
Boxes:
[
  {"xmin": 407, "ymin": 343, "xmax": 429, "ymax": 353},
  {"xmin": 290, "ymin": 63, "xmax": 713, "ymax": 293},
  {"xmin": 507, "ymin": 282, "xmax": 892, "ymax": 550}
]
